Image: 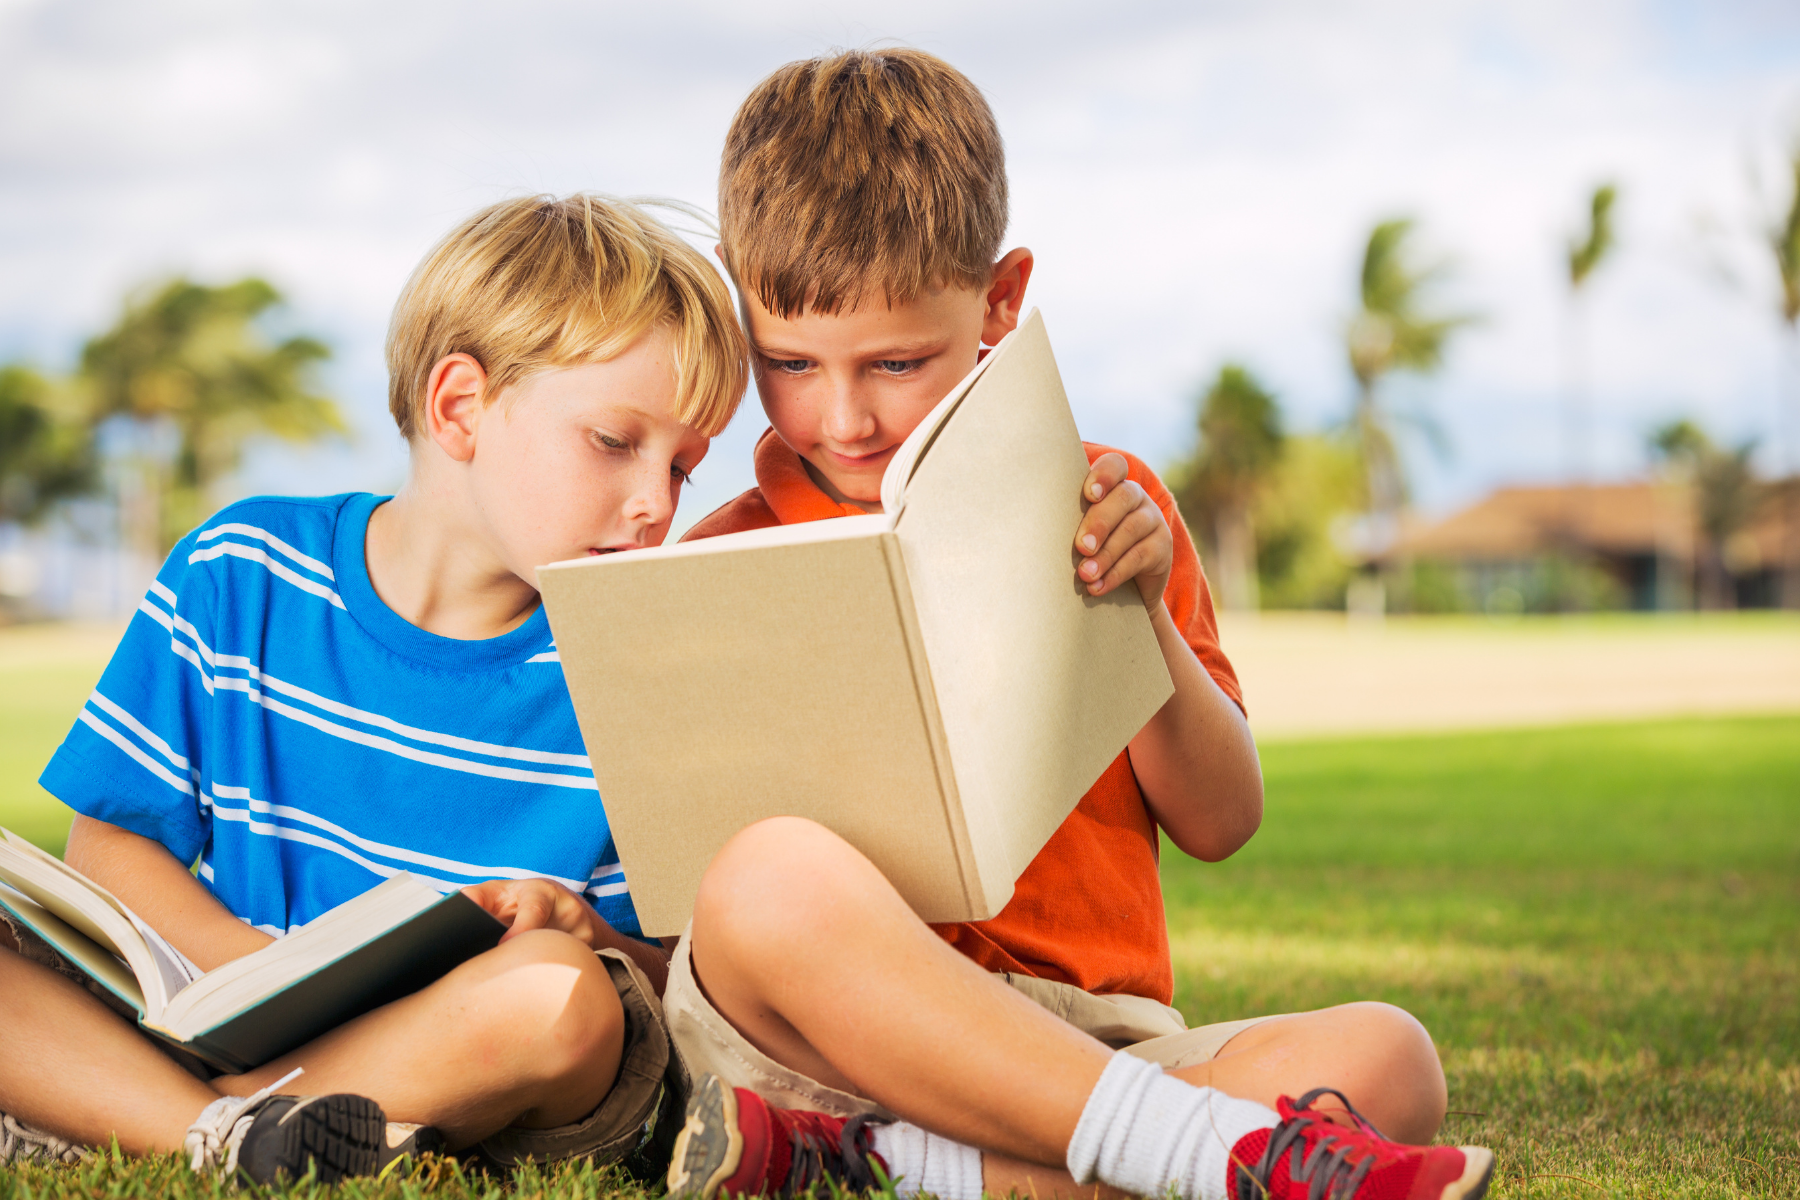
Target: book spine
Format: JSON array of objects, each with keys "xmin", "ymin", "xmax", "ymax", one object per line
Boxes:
[{"xmin": 876, "ymin": 532, "xmax": 982, "ymax": 920}]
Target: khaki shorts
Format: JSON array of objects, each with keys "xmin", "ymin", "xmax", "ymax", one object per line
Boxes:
[
  {"xmin": 0, "ymin": 908, "xmax": 676, "ymax": 1167},
  {"xmin": 662, "ymin": 930, "xmax": 1287, "ymax": 1121}
]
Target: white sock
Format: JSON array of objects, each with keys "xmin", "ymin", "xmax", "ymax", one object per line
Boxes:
[
  {"xmin": 1066, "ymin": 1050, "xmax": 1279, "ymax": 1200},
  {"xmin": 871, "ymin": 1121, "xmax": 985, "ymax": 1200}
]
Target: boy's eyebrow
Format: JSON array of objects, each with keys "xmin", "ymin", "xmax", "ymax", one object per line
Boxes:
[{"xmin": 753, "ymin": 338, "xmax": 950, "ymax": 361}]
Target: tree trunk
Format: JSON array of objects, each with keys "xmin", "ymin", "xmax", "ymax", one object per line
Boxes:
[{"xmin": 1213, "ymin": 505, "xmax": 1259, "ymax": 613}]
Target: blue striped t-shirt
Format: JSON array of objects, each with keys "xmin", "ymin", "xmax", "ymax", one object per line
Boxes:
[{"xmin": 40, "ymin": 493, "xmax": 641, "ymax": 938}]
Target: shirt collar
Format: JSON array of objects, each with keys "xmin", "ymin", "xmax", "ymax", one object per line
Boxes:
[{"xmin": 751, "ymin": 428, "xmax": 875, "ymax": 525}]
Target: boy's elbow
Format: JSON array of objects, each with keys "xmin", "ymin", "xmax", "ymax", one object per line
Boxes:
[{"xmin": 1174, "ymin": 779, "xmax": 1263, "ymax": 863}]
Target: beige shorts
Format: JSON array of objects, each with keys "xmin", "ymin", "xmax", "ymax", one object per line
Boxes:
[
  {"xmin": 661, "ymin": 930, "xmax": 1286, "ymax": 1121},
  {"xmin": 0, "ymin": 907, "xmax": 676, "ymax": 1167}
]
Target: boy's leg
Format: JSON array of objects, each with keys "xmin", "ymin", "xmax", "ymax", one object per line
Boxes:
[
  {"xmin": 690, "ymin": 818, "xmax": 1445, "ymax": 1171},
  {"xmin": 214, "ymin": 928, "xmax": 628, "ymax": 1149},
  {"xmin": 0, "ymin": 945, "xmax": 221, "ymax": 1154}
]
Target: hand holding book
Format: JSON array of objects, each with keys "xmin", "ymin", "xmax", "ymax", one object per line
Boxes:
[
  {"xmin": 462, "ymin": 878, "xmax": 672, "ymax": 993},
  {"xmin": 1075, "ymin": 451, "xmax": 1176, "ymax": 612},
  {"xmin": 462, "ymin": 878, "xmax": 613, "ymax": 945}
]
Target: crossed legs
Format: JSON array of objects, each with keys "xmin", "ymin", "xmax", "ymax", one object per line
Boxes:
[
  {"xmin": 689, "ymin": 817, "xmax": 1447, "ymax": 1197},
  {"xmin": 2, "ymin": 926, "xmax": 626, "ymax": 1154}
]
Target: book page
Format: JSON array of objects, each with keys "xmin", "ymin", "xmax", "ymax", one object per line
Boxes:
[
  {"xmin": 880, "ymin": 348, "xmax": 1003, "ymax": 514},
  {"xmin": 0, "ymin": 827, "xmax": 175, "ymax": 1018},
  {"xmin": 892, "ymin": 311, "xmax": 1175, "ymax": 907},
  {"xmin": 0, "ymin": 883, "xmax": 146, "ymax": 1013}
]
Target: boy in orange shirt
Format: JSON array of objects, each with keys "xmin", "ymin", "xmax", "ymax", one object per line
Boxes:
[{"xmin": 660, "ymin": 50, "xmax": 1493, "ymax": 1200}]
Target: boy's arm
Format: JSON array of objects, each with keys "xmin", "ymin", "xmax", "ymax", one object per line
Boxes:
[
  {"xmin": 65, "ymin": 815, "xmax": 275, "ymax": 971},
  {"xmin": 1075, "ymin": 453, "xmax": 1263, "ymax": 862}
]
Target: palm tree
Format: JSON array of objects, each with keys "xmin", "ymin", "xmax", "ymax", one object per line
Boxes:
[
  {"xmin": 1170, "ymin": 365, "xmax": 1285, "ymax": 612},
  {"xmin": 0, "ymin": 364, "xmax": 97, "ymax": 525},
  {"xmin": 1769, "ymin": 150, "xmax": 1800, "ymax": 607},
  {"xmin": 1564, "ymin": 184, "xmax": 1618, "ymax": 480},
  {"xmin": 1555, "ymin": 184, "xmax": 1620, "ymax": 609},
  {"xmin": 1650, "ymin": 419, "xmax": 1760, "ymax": 610},
  {"xmin": 1345, "ymin": 218, "xmax": 1474, "ymax": 608},
  {"xmin": 79, "ymin": 278, "xmax": 345, "ymax": 555}
]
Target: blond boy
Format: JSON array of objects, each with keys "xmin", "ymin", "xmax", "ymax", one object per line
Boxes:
[
  {"xmin": 662, "ymin": 51, "xmax": 1493, "ymax": 1200},
  {"xmin": 4, "ymin": 194, "xmax": 743, "ymax": 1179}
]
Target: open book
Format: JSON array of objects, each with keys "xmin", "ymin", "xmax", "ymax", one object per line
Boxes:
[
  {"xmin": 0, "ymin": 828, "xmax": 504, "ymax": 1073},
  {"xmin": 539, "ymin": 310, "xmax": 1175, "ymax": 937}
]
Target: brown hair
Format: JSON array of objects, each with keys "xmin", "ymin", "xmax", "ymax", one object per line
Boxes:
[
  {"xmin": 386, "ymin": 193, "xmax": 747, "ymax": 439},
  {"xmin": 719, "ymin": 48, "xmax": 1008, "ymax": 318}
]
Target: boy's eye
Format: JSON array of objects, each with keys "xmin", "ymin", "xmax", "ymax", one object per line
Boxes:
[
  {"xmin": 671, "ymin": 464, "xmax": 695, "ymax": 486},
  {"xmin": 875, "ymin": 359, "xmax": 923, "ymax": 375},
  {"xmin": 596, "ymin": 434, "xmax": 627, "ymax": 450},
  {"xmin": 766, "ymin": 358, "xmax": 811, "ymax": 375}
]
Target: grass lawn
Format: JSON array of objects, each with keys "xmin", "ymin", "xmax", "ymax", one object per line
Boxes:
[{"xmin": 1, "ymin": 629, "xmax": 1795, "ymax": 1198}]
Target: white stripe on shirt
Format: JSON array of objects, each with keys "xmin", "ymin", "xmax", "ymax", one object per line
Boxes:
[
  {"xmin": 88, "ymin": 690, "xmax": 189, "ymax": 771},
  {"xmin": 77, "ymin": 708, "xmax": 193, "ymax": 795},
  {"xmin": 197, "ymin": 522, "xmax": 335, "ymax": 580},
  {"xmin": 165, "ymin": 601, "xmax": 588, "ymax": 769},
  {"xmin": 188, "ymin": 542, "xmax": 347, "ymax": 609},
  {"xmin": 203, "ymin": 785, "xmax": 594, "ymax": 891}
]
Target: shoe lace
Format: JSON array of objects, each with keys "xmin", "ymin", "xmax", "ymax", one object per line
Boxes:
[
  {"xmin": 1233, "ymin": 1087, "xmax": 1408, "ymax": 1200},
  {"xmin": 1, "ymin": 1113, "xmax": 87, "ymax": 1166},
  {"xmin": 184, "ymin": 1066, "xmax": 305, "ymax": 1176},
  {"xmin": 779, "ymin": 1111, "xmax": 883, "ymax": 1198}
]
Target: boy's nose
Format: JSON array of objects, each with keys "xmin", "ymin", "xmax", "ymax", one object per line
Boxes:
[
  {"xmin": 821, "ymin": 382, "xmax": 877, "ymax": 446},
  {"xmin": 627, "ymin": 465, "xmax": 676, "ymax": 529}
]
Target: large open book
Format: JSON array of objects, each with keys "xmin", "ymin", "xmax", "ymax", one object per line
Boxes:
[
  {"xmin": 540, "ymin": 310, "xmax": 1175, "ymax": 936},
  {"xmin": 0, "ymin": 828, "xmax": 504, "ymax": 1073}
]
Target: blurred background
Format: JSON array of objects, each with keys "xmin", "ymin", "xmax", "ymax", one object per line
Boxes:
[{"xmin": 3, "ymin": 0, "xmax": 1800, "ymax": 622}]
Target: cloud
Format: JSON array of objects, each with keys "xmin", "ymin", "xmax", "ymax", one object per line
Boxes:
[{"xmin": 2, "ymin": 0, "xmax": 1798, "ymax": 530}]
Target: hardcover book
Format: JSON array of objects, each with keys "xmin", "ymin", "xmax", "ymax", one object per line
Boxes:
[
  {"xmin": 539, "ymin": 310, "xmax": 1175, "ymax": 936},
  {"xmin": 0, "ymin": 827, "xmax": 504, "ymax": 1073}
]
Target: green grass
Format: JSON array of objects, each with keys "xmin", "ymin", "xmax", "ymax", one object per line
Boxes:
[
  {"xmin": 0, "ymin": 633, "xmax": 103, "ymax": 854},
  {"xmin": 1164, "ymin": 716, "xmax": 1800, "ymax": 1199},
  {"xmin": 2, "ymin": 629, "xmax": 1796, "ymax": 1198}
]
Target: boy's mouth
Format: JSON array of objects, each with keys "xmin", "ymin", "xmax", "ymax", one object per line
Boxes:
[{"xmin": 825, "ymin": 444, "xmax": 897, "ymax": 471}]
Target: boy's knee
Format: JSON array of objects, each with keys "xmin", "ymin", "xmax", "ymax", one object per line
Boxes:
[
  {"xmin": 695, "ymin": 817, "xmax": 876, "ymax": 945},
  {"xmin": 1344, "ymin": 1001, "xmax": 1447, "ymax": 1134},
  {"xmin": 461, "ymin": 930, "xmax": 626, "ymax": 1086}
]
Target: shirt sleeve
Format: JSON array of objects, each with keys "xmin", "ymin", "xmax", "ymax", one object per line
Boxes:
[{"xmin": 38, "ymin": 530, "xmax": 216, "ymax": 864}]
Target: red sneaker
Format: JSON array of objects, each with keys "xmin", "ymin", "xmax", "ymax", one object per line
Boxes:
[
  {"xmin": 1229, "ymin": 1088, "xmax": 1494, "ymax": 1200},
  {"xmin": 667, "ymin": 1074, "xmax": 888, "ymax": 1199}
]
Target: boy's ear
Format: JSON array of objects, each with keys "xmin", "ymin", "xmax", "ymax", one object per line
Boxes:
[
  {"xmin": 423, "ymin": 353, "xmax": 489, "ymax": 463},
  {"xmin": 981, "ymin": 247, "xmax": 1034, "ymax": 347}
]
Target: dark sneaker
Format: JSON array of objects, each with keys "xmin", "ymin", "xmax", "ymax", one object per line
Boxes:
[
  {"xmin": 186, "ymin": 1089, "xmax": 443, "ymax": 1184},
  {"xmin": 1230, "ymin": 1088, "xmax": 1494, "ymax": 1200},
  {"xmin": 668, "ymin": 1073, "xmax": 887, "ymax": 1199}
]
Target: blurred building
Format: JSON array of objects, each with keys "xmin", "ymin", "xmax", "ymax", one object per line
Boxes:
[{"xmin": 1399, "ymin": 479, "xmax": 1800, "ymax": 612}]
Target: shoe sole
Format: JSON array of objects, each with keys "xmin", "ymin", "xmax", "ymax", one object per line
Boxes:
[
  {"xmin": 667, "ymin": 1075, "xmax": 746, "ymax": 1199},
  {"xmin": 240, "ymin": 1094, "xmax": 387, "ymax": 1184},
  {"xmin": 1443, "ymin": 1146, "xmax": 1496, "ymax": 1200}
]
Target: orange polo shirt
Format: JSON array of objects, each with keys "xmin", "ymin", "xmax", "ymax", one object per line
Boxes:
[{"xmin": 683, "ymin": 429, "xmax": 1243, "ymax": 1005}]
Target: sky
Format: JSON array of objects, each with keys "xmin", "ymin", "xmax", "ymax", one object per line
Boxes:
[{"xmin": 3, "ymin": 0, "xmax": 1799, "ymax": 536}]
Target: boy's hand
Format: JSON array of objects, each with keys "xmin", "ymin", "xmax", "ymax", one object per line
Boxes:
[
  {"xmin": 462, "ymin": 878, "xmax": 610, "ymax": 946},
  {"xmin": 1075, "ymin": 452, "xmax": 1173, "ymax": 612}
]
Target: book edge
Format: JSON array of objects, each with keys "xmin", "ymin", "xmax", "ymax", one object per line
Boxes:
[{"xmin": 876, "ymin": 532, "xmax": 979, "ymax": 920}]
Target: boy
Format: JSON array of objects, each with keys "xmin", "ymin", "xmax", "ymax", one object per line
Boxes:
[
  {"xmin": 662, "ymin": 51, "xmax": 1493, "ymax": 1200},
  {"xmin": 3, "ymin": 193, "xmax": 746, "ymax": 1178}
]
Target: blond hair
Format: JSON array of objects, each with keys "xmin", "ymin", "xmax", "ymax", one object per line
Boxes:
[
  {"xmin": 720, "ymin": 48, "xmax": 1008, "ymax": 318},
  {"xmin": 386, "ymin": 193, "xmax": 747, "ymax": 439}
]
